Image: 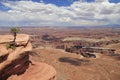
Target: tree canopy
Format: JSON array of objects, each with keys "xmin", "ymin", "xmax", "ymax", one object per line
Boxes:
[{"xmin": 10, "ymin": 27, "xmax": 20, "ymax": 34}]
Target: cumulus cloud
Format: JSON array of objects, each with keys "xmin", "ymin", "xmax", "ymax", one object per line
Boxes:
[{"xmin": 0, "ymin": 0, "xmax": 120, "ymax": 26}]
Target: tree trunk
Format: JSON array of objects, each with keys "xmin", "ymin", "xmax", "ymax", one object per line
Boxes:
[{"xmin": 13, "ymin": 33, "xmax": 16, "ymax": 42}]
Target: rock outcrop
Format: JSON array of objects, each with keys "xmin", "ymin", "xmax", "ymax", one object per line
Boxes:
[
  {"xmin": 65, "ymin": 45, "xmax": 115, "ymax": 58},
  {"xmin": 0, "ymin": 34, "xmax": 56, "ymax": 80}
]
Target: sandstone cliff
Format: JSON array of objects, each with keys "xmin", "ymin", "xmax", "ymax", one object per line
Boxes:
[{"xmin": 0, "ymin": 34, "xmax": 56, "ymax": 80}]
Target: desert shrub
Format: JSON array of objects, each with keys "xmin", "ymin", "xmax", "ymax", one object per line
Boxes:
[
  {"xmin": 6, "ymin": 42, "xmax": 16, "ymax": 50},
  {"xmin": 6, "ymin": 43, "xmax": 11, "ymax": 50},
  {"xmin": 6, "ymin": 27, "xmax": 20, "ymax": 50}
]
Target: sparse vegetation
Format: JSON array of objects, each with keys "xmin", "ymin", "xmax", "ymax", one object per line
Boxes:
[
  {"xmin": 1, "ymin": 27, "xmax": 120, "ymax": 80},
  {"xmin": 6, "ymin": 43, "xmax": 11, "ymax": 50},
  {"xmin": 6, "ymin": 42, "xmax": 16, "ymax": 50},
  {"xmin": 10, "ymin": 27, "xmax": 20, "ymax": 42},
  {"xmin": 6, "ymin": 27, "xmax": 20, "ymax": 50}
]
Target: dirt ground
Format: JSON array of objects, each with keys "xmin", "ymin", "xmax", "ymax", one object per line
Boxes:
[{"xmin": 31, "ymin": 48, "xmax": 120, "ymax": 80}]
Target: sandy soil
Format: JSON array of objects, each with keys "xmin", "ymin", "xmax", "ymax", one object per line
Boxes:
[
  {"xmin": 104, "ymin": 43, "xmax": 120, "ymax": 54},
  {"xmin": 31, "ymin": 48, "xmax": 120, "ymax": 80}
]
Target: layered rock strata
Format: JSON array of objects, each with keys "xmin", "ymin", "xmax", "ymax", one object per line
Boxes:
[{"xmin": 0, "ymin": 34, "xmax": 56, "ymax": 80}]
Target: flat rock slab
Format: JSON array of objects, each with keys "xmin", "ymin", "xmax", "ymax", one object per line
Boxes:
[
  {"xmin": 8, "ymin": 62, "xmax": 56, "ymax": 80},
  {"xmin": 0, "ymin": 34, "xmax": 30, "ymax": 57},
  {"xmin": 0, "ymin": 34, "xmax": 29, "ymax": 44}
]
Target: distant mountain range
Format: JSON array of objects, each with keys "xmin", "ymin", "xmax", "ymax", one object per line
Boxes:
[{"xmin": 0, "ymin": 25, "xmax": 120, "ymax": 28}]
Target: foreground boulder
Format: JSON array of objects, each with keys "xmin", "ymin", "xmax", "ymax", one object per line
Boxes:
[{"xmin": 0, "ymin": 34, "xmax": 56, "ymax": 80}]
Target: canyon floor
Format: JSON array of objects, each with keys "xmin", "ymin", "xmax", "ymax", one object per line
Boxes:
[
  {"xmin": 0, "ymin": 27, "xmax": 120, "ymax": 80},
  {"xmin": 31, "ymin": 47, "xmax": 120, "ymax": 80}
]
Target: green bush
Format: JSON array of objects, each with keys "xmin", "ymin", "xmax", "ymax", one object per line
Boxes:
[
  {"xmin": 6, "ymin": 43, "xmax": 11, "ymax": 50},
  {"xmin": 6, "ymin": 42, "xmax": 16, "ymax": 50}
]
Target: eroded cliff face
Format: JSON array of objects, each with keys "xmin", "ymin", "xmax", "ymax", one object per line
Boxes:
[{"xmin": 0, "ymin": 34, "xmax": 56, "ymax": 80}]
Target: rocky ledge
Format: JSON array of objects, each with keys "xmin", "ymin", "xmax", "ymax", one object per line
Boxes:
[{"xmin": 0, "ymin": 34, "xmax": 56, "ymax": 80}]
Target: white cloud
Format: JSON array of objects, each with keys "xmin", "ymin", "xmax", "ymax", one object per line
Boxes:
[
  {"xmin": 95, "ymin": 0, "xmax": 109, "ymax": 3},
  {"xmin": 0, "ymin": 0, "xmax": 120, "ymax": 26}
]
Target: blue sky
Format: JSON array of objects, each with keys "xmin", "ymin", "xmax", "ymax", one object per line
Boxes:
[
  {"xmin": 1, "ymin": 0, "xmax": 119, "ymax": 7},
  {"xmin": 0, "ymin": 0, "xmax": 120, "ymax": 11},
  {"xmin": 0, "ymin": 0, "xmax": 120, "ymax": 27},
  {"xmin": 31, "ymin": 0, "xmax": 120, "ymax": 5},
  {"xmin": 29, "ymin": 0, "xmax": 120, "ymax": 6}
]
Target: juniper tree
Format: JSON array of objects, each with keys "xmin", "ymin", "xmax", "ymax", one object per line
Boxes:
[{"xmin": 10, "ymin": 27, "xmax": 20, "ymax": 42}]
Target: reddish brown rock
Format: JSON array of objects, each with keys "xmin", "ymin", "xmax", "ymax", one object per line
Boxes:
[
  {"xmin": 7, "ymin": 62, "xmax": 56, "ymax": 80},
  {"xmin": 0, "ymin": 34, "xmax": 56, "ymax": 80}
]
